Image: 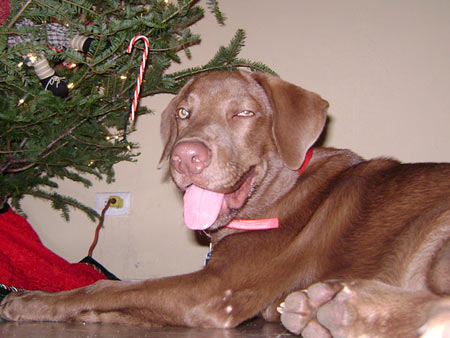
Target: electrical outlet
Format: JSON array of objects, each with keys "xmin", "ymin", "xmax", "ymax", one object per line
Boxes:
[{"xmin": 95, "ymin": 192, "xmax": 131, "ymax": 216}]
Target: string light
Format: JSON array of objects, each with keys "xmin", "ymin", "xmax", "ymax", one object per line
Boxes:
[
  {"xmin": 17, "ymin": 94, "xmax": 28, "ymax": 106},
  {"xmin": 67, "ymin": 83, "xmax": 74, "ymax": 89},
  {"xmin": 17, "ymin": 61, "xmax": 24, "ymax": 68},
  {"xmin": 105, "ymin": 134, "xmax": 133, "ymax": 152},
  {"xmin": 105, "ymin": 135, "xmax": 121, "ymax": 141},
  {"xmin": 27, "ymin": 53, "xmax": 37, "ymax": 64},
  {"xmin": 120, "ymin": 75, "xmax": 127, "ymax": 80}
]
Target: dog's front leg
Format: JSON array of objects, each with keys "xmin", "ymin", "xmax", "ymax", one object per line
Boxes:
[{"xmin": 0, "ymin": 268, "xmax": 257, "ymax": 328}]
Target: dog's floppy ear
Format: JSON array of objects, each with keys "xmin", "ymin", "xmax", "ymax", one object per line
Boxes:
[
  {"xmin": 158, "ymin": 96, "xmax": 178, "ymax": 169},
  {"xmin": 251, "ymin": 72, "xmax": 328, "ymax": 170}
]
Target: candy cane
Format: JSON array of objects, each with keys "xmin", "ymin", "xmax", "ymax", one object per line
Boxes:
[{"xmin": 127, "ymin": 35, "xmax": 150, "ymax": 121}]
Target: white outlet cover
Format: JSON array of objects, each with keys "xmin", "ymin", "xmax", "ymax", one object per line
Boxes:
[{"xmin": 95, "ymin": 192, "xmax": 131, "ymax": 216}]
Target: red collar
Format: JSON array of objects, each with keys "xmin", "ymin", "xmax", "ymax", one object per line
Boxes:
[
  {"xmin": 226, "ymin": 218, "xmax": 279, "ymax": 230},
  {"xmin": 298, "ymin": 148, "xmax": 313, "ymax": 175},
  {"xmin": 226, "ymin": 148, "xmax": 313, "ymax": 231}
]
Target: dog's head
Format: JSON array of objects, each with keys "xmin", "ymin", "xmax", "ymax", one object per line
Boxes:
[{"xmin": 158, "ymin": 71, "xmax": 328, "ymax": 231}]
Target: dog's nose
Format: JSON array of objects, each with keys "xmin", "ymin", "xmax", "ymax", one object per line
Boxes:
[{"xmin": 171, "ymin": 141, "xmax": 211, "ymax": 176}]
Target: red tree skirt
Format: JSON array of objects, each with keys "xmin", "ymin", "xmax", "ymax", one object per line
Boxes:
[{"xmin": 0, "ymin": 205, "xmax": 107, "ymax": 292}]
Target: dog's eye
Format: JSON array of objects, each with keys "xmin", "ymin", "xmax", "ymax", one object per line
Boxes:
[
  {"xmin": 177, "ymin": 108, "xmax": 190, "ymax": 120},
  {"xmin": 236, "ymin": 110, "xmax": 255, "ymax": 117}
]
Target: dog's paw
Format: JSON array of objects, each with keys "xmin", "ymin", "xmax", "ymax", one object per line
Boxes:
[
  {"xmin": 418, "ymin": 298, "xmax": 450, "ymax": 338},
  {"xmin": 279, "ymin": 280, "xmax": 389, "ymax": 338},
  {"xmin": 0, "ymin": 290, "xmax": 69, "ymax": 322},
  {"xmin": 279, "ymin": 280, "xmax": 440, "ymax": 338},
  {"xmin": 279, "ymin": 281, "xmax": 347, "ymax": 337},
  {"xmin": 0, "ymin": 291, "xmax": 42, "ymax": 321}
]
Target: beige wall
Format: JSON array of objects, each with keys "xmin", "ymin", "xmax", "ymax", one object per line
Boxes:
[{"xmin": 21, "ymin": 0, "xmax": 450, "ymax": 280}]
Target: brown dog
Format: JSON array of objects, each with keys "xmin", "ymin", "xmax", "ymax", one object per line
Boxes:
[{"xmin": 1, "ymin": 71, "xmax": 449, "ymax": 337}]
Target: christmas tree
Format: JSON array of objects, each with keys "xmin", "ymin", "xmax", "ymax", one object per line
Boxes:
[{"xmin": 0, "ymin": 0, "xmax": 273, "ymax": 221}]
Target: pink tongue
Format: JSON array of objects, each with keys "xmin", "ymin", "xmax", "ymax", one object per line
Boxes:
[{"xmin": 183, "ymin": 185, "xmax": 224, "ymax": 230}]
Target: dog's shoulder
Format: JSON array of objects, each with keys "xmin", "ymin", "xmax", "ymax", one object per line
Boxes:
[
  {"xmin": 310, "ymin": 147, "xmax": 450, "ymax": 184},
  {"xmin": 299, "ymin": 147, "xmax": 450, "ymax": 215}
]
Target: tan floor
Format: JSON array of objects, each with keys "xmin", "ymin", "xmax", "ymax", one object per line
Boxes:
[{"xmin": 0, "ymin": 317, "xmax": 294, "ymax": 337}]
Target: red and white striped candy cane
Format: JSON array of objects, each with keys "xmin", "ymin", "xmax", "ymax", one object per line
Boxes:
[{"xmin": 127, "ymin": 35, "xmax": 150, "ymax": 121}]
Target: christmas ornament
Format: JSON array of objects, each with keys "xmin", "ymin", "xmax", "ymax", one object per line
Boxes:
[
  {"xmin": 7, "ymin": 18, "xmax": 94, "ymax": 97},
  {"xmin": 127, "ymin": 35, "xmax": 150, "ymax": 121}
]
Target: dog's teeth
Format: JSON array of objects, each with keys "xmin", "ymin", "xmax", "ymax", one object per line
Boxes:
[{"xmin": 277, "ymin": 306, "xmax": 284, "ymax": 314}]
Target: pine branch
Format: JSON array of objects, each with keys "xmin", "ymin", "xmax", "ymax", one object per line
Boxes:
[
  {"xmin": 0, "ymin": 0, "xmax": 274, "ymax": 221},
  {"xmin": 206, "ymin": 0, "xmax": 225, "ymax": 25},
  {"xmin": 24, "ymin": 189, "xmax": 99, "ymax": 221},
  {"xmin": 60, "ymin": 0, "xmax": 97, "ymax": 17},
  {"xmin": 6, "ymin": 0, "xmax": 32, "ymax": 28},
  {"xmin": 160, "ymin": 29, "xmax": 276, "ymax": 92}
]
